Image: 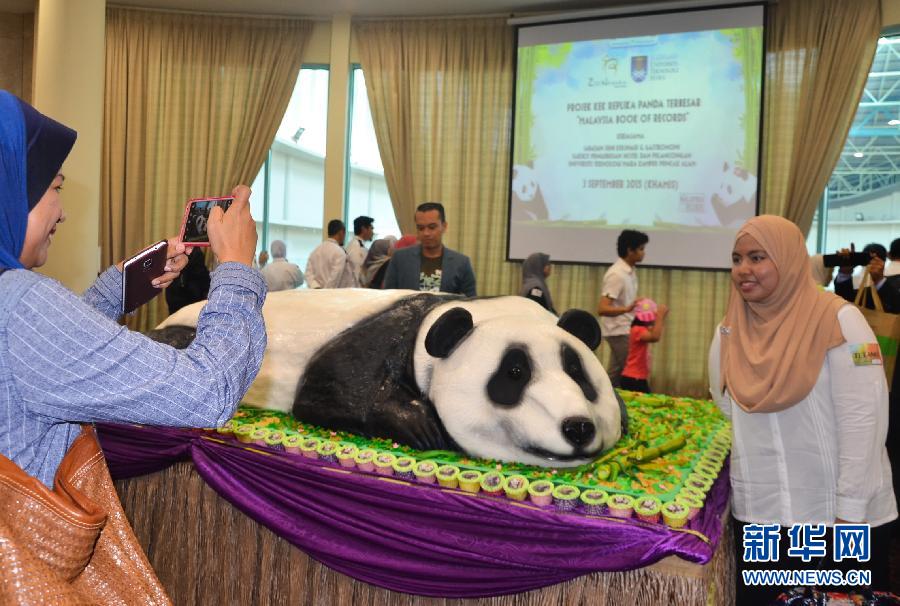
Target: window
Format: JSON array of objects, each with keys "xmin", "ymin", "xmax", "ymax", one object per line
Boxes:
[
  {"xmin": 811, "ymin": 34, "xmax": 900, "ymax": 263},
  {"xmin": 251, "ymin": 67, "xmax": 330, "ymax": 277},
  {"xmin": 345, "ymin": 67, "xmax": 401, "ymax": 243}
]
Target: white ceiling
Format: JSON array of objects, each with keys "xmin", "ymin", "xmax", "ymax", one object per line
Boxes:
[{"xmin": 0, "ymin": 0, "xmax": 661, "ymax": 18}]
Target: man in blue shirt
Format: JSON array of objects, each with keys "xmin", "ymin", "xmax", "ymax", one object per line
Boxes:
[{"xmin": 384, "ymin": 202, "xmax": 476, "ymax": 297}]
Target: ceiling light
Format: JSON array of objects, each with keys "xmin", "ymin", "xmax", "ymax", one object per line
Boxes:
[{"xmin": 853, "ymin": 152, "xmax": 864, "ymax": 158}]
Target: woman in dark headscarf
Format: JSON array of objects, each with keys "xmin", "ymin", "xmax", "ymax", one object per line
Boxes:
[
  {"xmin": 519, "ymin": 252, "xmax": 556, "ymax": 314},
  {"xmin": 0, "ymin": 90, "xmax": 266, "ymax": 488},
  {"xmin": 361, "ymin": 235, "xmax": 396, "ymax": 288}
]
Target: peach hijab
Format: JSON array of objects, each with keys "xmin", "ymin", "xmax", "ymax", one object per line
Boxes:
[{"xmin": 720, "ymin": 215, "xmax": 847, "ymax": 413}]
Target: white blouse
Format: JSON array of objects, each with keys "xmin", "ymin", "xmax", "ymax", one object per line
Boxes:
[{"xmin": 708, "ymin": 305, "xmax": 897, "ymax": 527}]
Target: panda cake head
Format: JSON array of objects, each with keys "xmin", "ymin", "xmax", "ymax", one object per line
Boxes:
[{"xmin": 416, "ymin": 297, "xmax": 625, "ymax": 467}]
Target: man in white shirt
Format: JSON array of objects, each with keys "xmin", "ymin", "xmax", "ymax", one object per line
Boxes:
[
  {"xmin": 306, "ymin": 220, "xmax": 357, "ymax": 289},
  {"xmin": 260, "ymin": 239, "xmax": 303, "ymax": 292},
  {"xmin": 596, "ymin": 229, "xmax": 647, "ymax": 387},
  {"xmin": 346, "ymin": 215, "xmax": 374, "ymax": 284}
]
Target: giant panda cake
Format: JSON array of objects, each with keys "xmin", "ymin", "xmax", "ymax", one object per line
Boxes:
[{"xmin": 152, "ymin": 289, "xmax": 626, "ymax": 467}]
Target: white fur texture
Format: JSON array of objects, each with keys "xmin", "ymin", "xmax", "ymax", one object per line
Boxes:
[{"xmin": 159, "ymin": 289, "xmax": 415, "ymax": 412}]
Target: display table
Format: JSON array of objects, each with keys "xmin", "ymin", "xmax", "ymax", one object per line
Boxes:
[{"xmin": 101, "ymin": 424, "xmax": 735, "ymax": 604}]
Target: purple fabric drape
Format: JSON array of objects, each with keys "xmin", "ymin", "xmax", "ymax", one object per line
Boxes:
[{"xmin": 98, "ymin": 423, "xmax": 730, "ymax": 598}]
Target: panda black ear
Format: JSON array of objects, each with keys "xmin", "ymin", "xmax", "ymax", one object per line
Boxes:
[
  {"xmin": 557, "ymin": 309, "xmax": 601, "ymax": 351},
  {"xmin": 425, "ymin": 307, "xmax": 474, "ymax": 358}
]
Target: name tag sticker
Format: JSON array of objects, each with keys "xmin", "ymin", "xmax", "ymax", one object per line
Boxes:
[
  {"xmin": 530, "ymin": 288, "xmax": 543, "ymax": 297},
  {"xmin": 849, "ymin": 343, "xmax": 883, "ymax": 366}
]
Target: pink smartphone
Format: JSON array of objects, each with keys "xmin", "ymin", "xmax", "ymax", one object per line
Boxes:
[
  {"xmin": 179, "ymin": 196, "xmax": 234, "ymax": 246},
  {"xmin": 122, "ymin": 240, "xmax": 168, "ymax": 314}
]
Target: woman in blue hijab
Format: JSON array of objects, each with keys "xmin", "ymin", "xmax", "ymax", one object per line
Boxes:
[{"xmin": 0, "ymin": 90, "xmax": 267, "ymax": 488}]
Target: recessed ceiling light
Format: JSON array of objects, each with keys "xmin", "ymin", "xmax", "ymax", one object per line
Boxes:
[{"xmin": 853, "ymin": 152, "xmax": 864, "ymax": 158}]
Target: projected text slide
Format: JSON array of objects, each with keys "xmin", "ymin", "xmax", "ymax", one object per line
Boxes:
[{"xmin": 509, "ymin": 6, "xmax": 763, "ymax": 268}]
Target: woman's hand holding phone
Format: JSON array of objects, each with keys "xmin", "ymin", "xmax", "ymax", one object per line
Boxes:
[
  {"xmin": 116, "ymin": 238, "xmax": 190, "ymax": 288},
  {"xmin": 207, "ymin": 184, "xmax": 257, "ymax": 267},
  {"xmin": 153, "ymin": 239, "xmax": 190, "ymax": 288}
]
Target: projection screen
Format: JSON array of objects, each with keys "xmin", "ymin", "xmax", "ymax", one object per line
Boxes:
[{"xmin": 508, "ymin": 5, "xmax": 765, "ymax": 269}]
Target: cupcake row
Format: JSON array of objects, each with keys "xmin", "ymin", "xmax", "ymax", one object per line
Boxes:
[{"xmin": 218, "ymin": 423, "xmax": 721, "ymax": 526}]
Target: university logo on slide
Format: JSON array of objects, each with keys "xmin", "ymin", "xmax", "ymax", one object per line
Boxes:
[{"xmin": 631, "ymin": 55, "xmax": 648, "ymax": 83}]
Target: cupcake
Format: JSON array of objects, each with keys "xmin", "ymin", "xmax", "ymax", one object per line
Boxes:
[
  {"xmin": 695, "ymin": 454, "xmax": 725, "ymax": 476},
  {"xmin": 234, "ymin": 424, "xmax": 256, "ymax": 444},
  {"xmin": 503, "ymin": 475, "xmax": 530, "ymax": 501},
  {"xmin": 685, "ymin": 473, "xmax": 713, "ymax": 493},
  {"xmin": 607, "ymin": 494, "xmax": 635, "ymax": 518},
  {"xmin": 300, "ymin": 437, "xmax": 320, "ymax": 459},
  {"xmin": 392, "ymin": 456, "xmax": 416, "ymax": 480},
  {"xmin": 527, "ymin": 480, "xmax": 554, "ymax": 507},
  {"xmin": 480, "ymin": 471, "xmax": 505, "ymax": 497},
  {"xmin": 336, "ymin": 443, "xmax": 359, "ymax": 468},
  {"xmin": 679, "ymin": 486, "xmax": 706, "ymax": 502},
  {"xmin": 354, "ymin": 448, "xmax": 377, "ymax": 472},
  {"xmin": 263, "ymin": 430, "xmax": 285, "ymax": 449},
  {"xmin": 436, "ymin": 465, "xmax": 460, "ymax": 488},
  {"xmin": 374, "ymin": 452, "xmax": 397, "ymax": 476},
  {"xmin": 634, "ymin": 496, "xmax": 662, "ymax": 523},
  {"xmin": 413, "ymin": 460, "xmax": 438, "ymax": 483},
  {"xmin": 580, "ymin": 489, "xmax": 608, "ymax": 515},
  {"xmin": 458, "ymin": 470, "xmax": 483, "ymax": 493},
  {"xmin": 711, "ymin": 436, "xmax": 731, "ymax": 450},
  {"xmin": 675, "ymin": 494, "xmax": 703, "ymax": 520},
  {"xmin": 316, "ymin": 440, "xmax": 338, "ymax": 462},
  {"xmin": 250, "ymin": 427, "xmax": 271, "ymax": 446},
  {"xmin": 552, "ymin": 485, "xmax": 581, "ymax": 511},
  {"xmin": 694, "ymin": 462, "xmax": 719, "ymax": 480},
  {"xmin": 706, "ymin": 444, "xmax": 730, "ymax": 459},
  {"xmin": 216, "ymin": 419, "xmax": 237, "ymax": 435},
  {"xmin": 282, "ymin": 434, "xmax": 303, "ymax": 454},
  {"xmin": 661, "ymin": 501, "xmax": 690, "ymax": 528}
]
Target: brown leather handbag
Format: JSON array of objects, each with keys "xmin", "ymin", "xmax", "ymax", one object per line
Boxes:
[{"xmin": 0, "ymin": 425, "xmax": 171, "ymax": 605}]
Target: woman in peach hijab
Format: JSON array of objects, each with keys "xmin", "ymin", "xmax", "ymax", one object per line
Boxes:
[{"xmin": 708, "ymin": 215, "xmax": 896, "ymax": 604}]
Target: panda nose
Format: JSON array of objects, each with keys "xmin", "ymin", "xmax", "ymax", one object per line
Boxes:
[{"xmin": 561, "ymin": 417, "xmax": 596, "ymax": 448}]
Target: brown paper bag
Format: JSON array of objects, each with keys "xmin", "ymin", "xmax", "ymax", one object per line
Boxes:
[{"xmin": 855, "ymin": 271, "xmax": 900, "ymax": 387}]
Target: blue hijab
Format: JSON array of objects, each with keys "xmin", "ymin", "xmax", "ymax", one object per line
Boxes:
[{"xmin": 0, "ymin": 90, "xmax": 77, "ymax": 269}]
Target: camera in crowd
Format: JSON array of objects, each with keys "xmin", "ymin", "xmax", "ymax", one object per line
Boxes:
[{"xmin": 821, "ymin": 251, "xmax": 876, "ymax": 268}]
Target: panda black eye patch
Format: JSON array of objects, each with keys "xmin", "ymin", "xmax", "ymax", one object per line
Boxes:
[
  {"xmin": 487, "ymin": 347, "xmax": 532, "ymax": 407},
  {"xmin": 562, "ymin": 345, "xmax": 597, "ymax": 402}
]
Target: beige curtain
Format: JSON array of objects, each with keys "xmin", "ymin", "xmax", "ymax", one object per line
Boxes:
[
  {"xmin": 762, "ymin": 0, "xmax": 880, "ymax": 230},
  {"xmin": 103, "ymin": 8, "xmax": 312, "ymax": 331},
  {"xmin": 355, "ymin": 2, "xmax": 882, "ymax": 397},
  {"xmin": 355, "ymin": 19, "xmax": 514, "ymax": 238}
]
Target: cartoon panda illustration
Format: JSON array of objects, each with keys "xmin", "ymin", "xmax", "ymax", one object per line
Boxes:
[
  {"xmin": 710, "ymin": 161, "xmax": 757, "ymax": 227},
  {"xmin": 151, "ymin": 289, "xmax": 625, "ymax": 467},
  {"xmin": 510, "ymin": 163, "xmax": 550, "ymax": 222}
]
